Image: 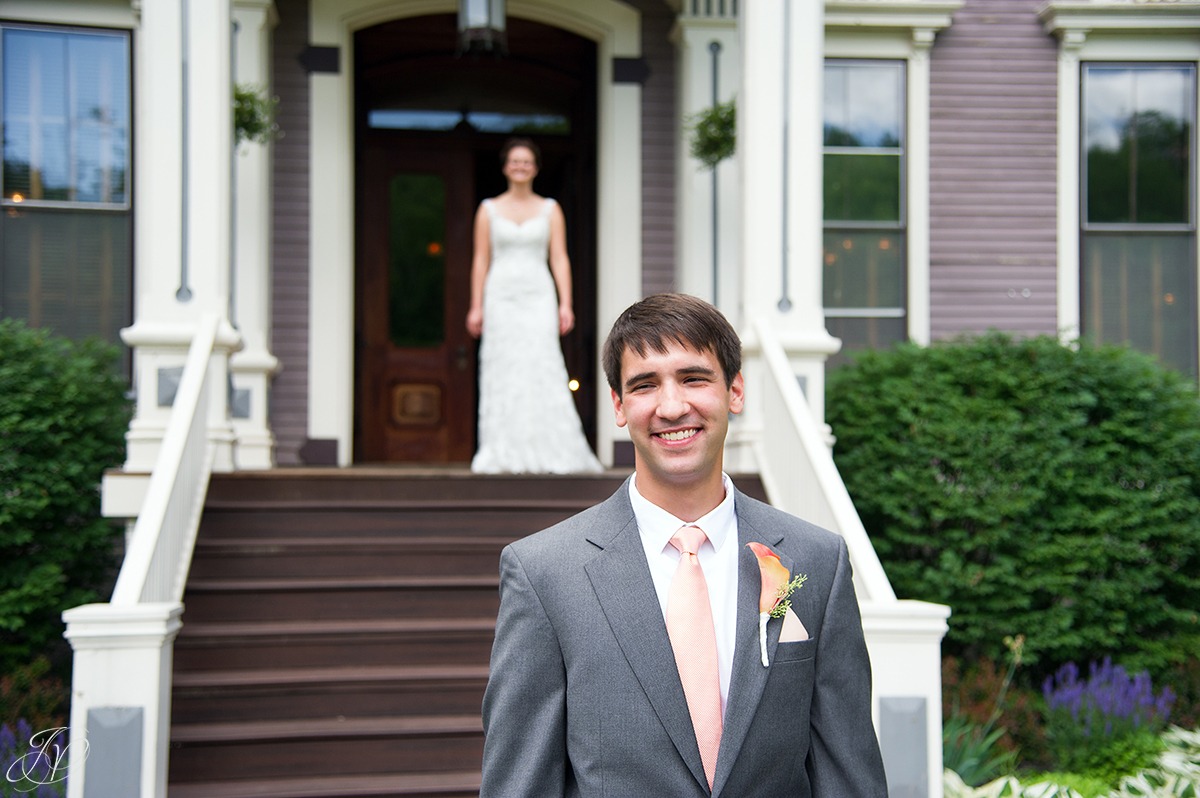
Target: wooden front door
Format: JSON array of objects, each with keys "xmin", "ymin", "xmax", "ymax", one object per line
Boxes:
[{"xmin": 356, "ymin": 146, "xmax": 477, "ymax": 462}]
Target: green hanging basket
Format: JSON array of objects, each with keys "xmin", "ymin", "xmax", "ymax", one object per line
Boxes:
[
  {"xmin": 233, "ymin": 83, "xmax": 280, "ymax": 145},
  {"xmin": 687, "ymin": 99, "xmax": 735, "ymax": 170}
]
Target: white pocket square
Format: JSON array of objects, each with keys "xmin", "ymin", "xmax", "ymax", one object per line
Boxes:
[{"xmin": 780, "ymin": 606, "xmax": 809, "ymax": 642}]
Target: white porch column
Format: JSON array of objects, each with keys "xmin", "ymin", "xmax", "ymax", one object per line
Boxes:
[
  {"xmin": 231, "ymin": 0, "xmax": 280, "ymax": 469},
  {"xmin": 61, "ymin": 603, "xmax": 183, "ymax": 798},
  {"xmin": 674, "ymin": 9, "xmax": 740, "ymax": 321},
  {"xmin": 122, "ymin": 0, "xmax": 239, "ymax": 474},
  {"xmin": 731, "ymin": 0, "xmax": 838, "ymax": 470}
]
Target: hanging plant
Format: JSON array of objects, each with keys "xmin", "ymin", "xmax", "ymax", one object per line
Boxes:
[
  {"xmin": 687, "ymin": 99, "xmax": 736, "ymax": 170},
  {"xmin": 233, "ymin": 83, "xmax": 279, "ymax": 145}
]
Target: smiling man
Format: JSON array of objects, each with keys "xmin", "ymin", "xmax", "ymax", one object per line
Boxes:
[{"xmin": 480, "ymin": 293, "xmax": 886, "ymax": 797}]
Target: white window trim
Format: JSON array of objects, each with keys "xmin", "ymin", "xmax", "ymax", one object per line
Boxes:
[
  {"xmin": 1040, "ymin": 2, "xmax": 1200, "ymax": 349},
  {"xmin": 825, "ymin": 0, "xmax": 962, "ymax": 347}
]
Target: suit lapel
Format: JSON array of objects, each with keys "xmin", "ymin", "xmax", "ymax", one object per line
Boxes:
[
  {"xmin": 712, "ymin": 496, "xmax": 790, "ymax": 797},
  {"xmin": 583, "ymin": 487, "xmax": 710, "ymax": 791}
]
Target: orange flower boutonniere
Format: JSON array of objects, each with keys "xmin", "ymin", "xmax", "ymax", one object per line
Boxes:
[{"xmin": 747, "ymin": 542, "xmax": 807, "ymax": 666}]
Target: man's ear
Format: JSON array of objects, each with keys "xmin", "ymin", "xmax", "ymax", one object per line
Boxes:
[
  {"xmin": 611, "ymin": 388, "xmax": 628, "ymax": 428},
  {"xmin": 729, "ymin": 372, "xmax": 745, "ymax": 415}
]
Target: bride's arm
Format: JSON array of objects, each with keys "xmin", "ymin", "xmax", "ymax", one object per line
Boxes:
[
  {"xmin": 467, "ymin": 203, "xmax": 490, "ymax": 338},
  {"xmin": 547, "ymin": 202, "xmax": 575, "ymax": 336}
]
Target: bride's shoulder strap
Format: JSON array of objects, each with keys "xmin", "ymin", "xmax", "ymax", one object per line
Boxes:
[{"xmin": 542, "ymin": 197, "xmax": 557, "ymax": 215}]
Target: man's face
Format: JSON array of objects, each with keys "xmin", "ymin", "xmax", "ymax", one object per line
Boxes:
[{"xmin": 611, "ymin": 340, "xmax": 744, "ymax": 498}]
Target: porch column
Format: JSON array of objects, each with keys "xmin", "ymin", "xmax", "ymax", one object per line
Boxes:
[
  {"xmin": 735, "ymin": 0, "xmax": 837, "ymax": 451},
  {"xmin": 122, "ymin": 0, "xmax": 240, "ymax": 474},
  {"xmin": 674, "ymin": 7, "xmax": 740, "ymax": 322},
  {"xmin": 61, "ymin": 603, "xmax": 183, "ymax": 798},
  {"xmin": 231, "ymin": 0, "xmax": 280, "ymax": 469}
]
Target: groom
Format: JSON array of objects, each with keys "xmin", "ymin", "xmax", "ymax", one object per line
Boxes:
[{"xmin": 480, "ymin": 293, "xmax": 887, "ymax": 796}]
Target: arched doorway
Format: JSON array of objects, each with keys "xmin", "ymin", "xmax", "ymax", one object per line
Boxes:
[{"xmin": 353, "ymin": 14, "xmax": 598, "ymax": 463}]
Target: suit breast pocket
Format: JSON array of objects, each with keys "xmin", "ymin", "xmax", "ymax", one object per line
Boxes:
[{"xmin": 773, "ymin": 637, "xmax": 817, "ymax": 663}]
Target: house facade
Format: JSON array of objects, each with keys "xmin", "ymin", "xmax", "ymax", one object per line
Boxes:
[
  {"xmin": 3, "ymin": 0, "xmax": 1196, "ymax": 470},
  {"xmin": 2, "ymin": 0, "xmax": 1198, "ymax": 796}
]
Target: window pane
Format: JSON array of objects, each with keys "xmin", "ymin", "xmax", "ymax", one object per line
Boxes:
[
  {"xmin": 824, "ymin": 153, "xmax": 901, "ymax": 222},
  {"xmin": 823, "ymin": 231, "xmax": 905, "ymax": 310},
  {"xmin": 1084, "ymin": 64, "xmax": 1192, "ymax": 225},
  {"xmin": 1, "ymin": 207, "xmax": 131, "ymax": 349},
  {"xmin": 389, "ymin": 173, "xmax": 446, "ymax": 347},
  {"xmin": 824, "ymin": 61, "xmax": 904, "ymax": 148},
  {"xmin": 1082, "ymin": 232, "xmax": 1196, "ymax": 378},
  {"xmin": 826, "ymin": 316, "xmax": 907, "ymax": 369},
  {"xmin": 2, "ymin": 27, "xmax": 130, "ymax": 204}
]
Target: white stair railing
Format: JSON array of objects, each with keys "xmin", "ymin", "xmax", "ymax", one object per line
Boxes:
[
  {"xmin": 62, "ymin": 313, "xmax": 224, "ymax": 798},
  {"xmin": 752, "ymin": 318, "xmax": 896, "ymax": 602},
  {"xmin": 747, "ymin": 319, "xmax": 951, "ymax": 798}
]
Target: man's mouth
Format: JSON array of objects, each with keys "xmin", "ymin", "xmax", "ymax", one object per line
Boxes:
[{"xmin": 655, "ymin": 428, "xmax": 698, "ymax": 442}]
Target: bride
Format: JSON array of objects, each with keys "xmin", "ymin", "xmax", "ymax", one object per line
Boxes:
[{"xmin": 466, "ymin": 138, "xmax": 603, "ymax": 474}]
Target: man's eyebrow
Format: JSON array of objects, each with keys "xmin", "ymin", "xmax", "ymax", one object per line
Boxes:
[
  {"xmin": 623, "ymin": 365, "xmax": 717, "ymax": 391},
  {"xmin": 623, "ymin": 370, "xmax": 658, "ymax": 390}
]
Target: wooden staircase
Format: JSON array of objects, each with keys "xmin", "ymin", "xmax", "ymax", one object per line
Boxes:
[{"xmin": 167, "ymin": 468, "xmax": 764, "ymax": 798}]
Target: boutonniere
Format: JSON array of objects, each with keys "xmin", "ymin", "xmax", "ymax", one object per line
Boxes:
[{"xmin": 747, "ymin": 542, "xmax": 807, "ymax": 666}]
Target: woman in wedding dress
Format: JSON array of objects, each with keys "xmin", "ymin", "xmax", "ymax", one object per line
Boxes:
[{"xmin": 466, "ymin": 138, "xmax": 604, "ymax": 474}]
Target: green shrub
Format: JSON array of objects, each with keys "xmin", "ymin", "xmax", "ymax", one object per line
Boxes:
[
  {"xmin": 826, "ymin": 333, "xmax": 1200, "ymax": 677},
  {"xmin": 0, "ymin": 319, "xmax": 130, "ymax": 674}
]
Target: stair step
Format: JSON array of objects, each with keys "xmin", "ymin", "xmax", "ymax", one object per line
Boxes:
[
  {"xmin": 172, "ymin": 665, "xmax": 489, "ymax": 722},
  {"xmin": 168, "ymin": 769, "xmax": 481, "ymax": 798},
  {"xmin": 170, "ymin": 714, "xmax": 483, "ymax": 783},
  {"xmin": 195, "ymin": 506, "xmax": 591, "ymax": 539},
  {"xmin": 174, "ymin": 618, "xmax": 495, "ymax": 670},
  {"xmin": 173, "ymin": 713, "xmax": 482, "ymax": 743},
  {"xmin": 189, "ymin": 536, "xmax": 506, "ymax": 579},
  {"xmin": 181, "ymin": 575, "xmax": 499, "ymax": 622},
  {"xmin": 204, "ymin": 469, "xmax": 628, "ymax": 506}
]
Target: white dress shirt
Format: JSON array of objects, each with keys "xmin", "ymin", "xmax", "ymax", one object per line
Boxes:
[{"xmin": 629, "ymin": 473, "xmax": 739, "ymax": 716}]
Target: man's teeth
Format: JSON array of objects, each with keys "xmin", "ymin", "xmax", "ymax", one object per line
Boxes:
[{"xmin": 658, "ymin": 429, "xmax": 697, "ymax": 441}]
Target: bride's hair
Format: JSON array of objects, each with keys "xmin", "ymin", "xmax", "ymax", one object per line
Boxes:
[{"xmin": 500, "ymin": 137, "xmax": 541, "ymax": 169}]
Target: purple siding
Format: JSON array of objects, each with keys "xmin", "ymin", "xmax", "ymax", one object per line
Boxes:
[
  {"xmin": 929, "ymin": 0, "xmax": 1061, "ymax": 339},
  {"xmin": 269, "ymin": 0, "xmax": 311, "ymax": 465},
  {"xmin": 627, "ymin": 0, "xmax": 678, "ymax": 295}
]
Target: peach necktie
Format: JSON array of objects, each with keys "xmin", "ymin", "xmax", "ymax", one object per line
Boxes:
[{"xmin": 667, "ymin": 525, "xmax": 722, "ymax": 790}]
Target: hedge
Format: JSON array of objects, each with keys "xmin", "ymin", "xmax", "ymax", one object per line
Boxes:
[
  {"xmin": 826, "ymin": 333, "xmax": 1200, "ymax": 677},
  {"xmin": 0, "ymin": 320, "xmax": 130, "ymax": 673}
]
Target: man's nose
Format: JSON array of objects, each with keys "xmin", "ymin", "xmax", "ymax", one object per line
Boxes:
[{"xmin": 656, "ymin": 384, "xmax": 689, "ymax": 418}]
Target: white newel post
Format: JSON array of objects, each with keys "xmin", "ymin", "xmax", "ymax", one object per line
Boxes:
[
  {"xmin": 231, "ymin": 0, "xmax": 280, "ymax": 469},
  {"xmin": 121, "ymin": 0, "xmax": 239, "ymax": 475},
  {"xmin": 674, "ymin": 8, "xmax": 740, "ymax": 320},
  {"xmin": 61, "ymin": 604, "xmax": 183, "ymax": 798}
]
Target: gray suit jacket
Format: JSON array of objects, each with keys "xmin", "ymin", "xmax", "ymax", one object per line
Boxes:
[{"xmin": 481, "ymin": 479, "xmax": 887, "ymax": 797}]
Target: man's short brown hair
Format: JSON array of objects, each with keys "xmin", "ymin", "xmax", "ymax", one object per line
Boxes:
[{"xmin": 602, "ymin": 293, "xmax": 742, "ymax": 395}]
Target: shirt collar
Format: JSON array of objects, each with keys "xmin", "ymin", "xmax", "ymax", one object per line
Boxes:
[{"xmin": 629, "ymin": 473, "xmax": 736, "ymax": 555}]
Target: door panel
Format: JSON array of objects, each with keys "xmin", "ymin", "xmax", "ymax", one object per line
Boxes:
[{"xmin": 357, "ymin": 148, "xmax": 475, "ymax": 462}]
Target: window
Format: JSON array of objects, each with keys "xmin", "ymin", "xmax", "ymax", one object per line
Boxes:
[
  {"xmin": 0, "ymin": 24, "xmax": 131, "ymax": 355},
  {"xmin": 822, "ymin": 59, "xmax": 906, "ymax": 367},
  {"xmin": 1081, "ymin": 63, "xmax": 1196, "ymax": 378}
]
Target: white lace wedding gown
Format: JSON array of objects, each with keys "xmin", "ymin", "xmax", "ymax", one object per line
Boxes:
[{"xmin": 471, "ymin": 198, "xmax": 604, "ymax": 474}]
